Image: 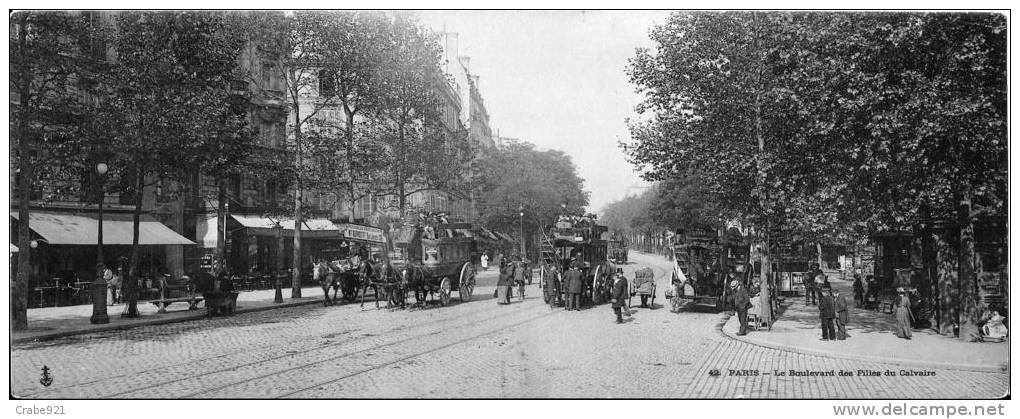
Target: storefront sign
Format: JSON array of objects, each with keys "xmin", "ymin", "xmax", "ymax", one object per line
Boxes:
[{"xmin": 337, "ymin": 223, "xmax": 386, "ymax": 244}]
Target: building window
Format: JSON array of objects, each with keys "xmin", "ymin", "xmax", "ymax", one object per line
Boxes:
[
  {"xmin": 263, "ymin": 180, "xmax": 278, "ymax": 207},
  {"xmin": 318, "ymin": 70, "xmax": 335, "ymax": 98},
  {"xmin": 230, "ymin": 175, "xmax": 242, "ymax": 202}
]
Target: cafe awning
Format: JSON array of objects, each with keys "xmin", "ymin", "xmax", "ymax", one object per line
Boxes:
[
  {"xmin": 475, "ymin": 227, "xmax": 499, "ymax": 241},
  {"xmin": 279, "ymin": 217, "xmax": 340, "ymax": 239},
  {"xmin": 232, "ymin": 214, "xmax": 283, "ymax": 231},
  {"xmin": 495, "ymin": 232, "xmax": 516, "ymax": 243},
  {"xmin": 10, "ymin": 210, "xmax": 194, "ymax": 246}
]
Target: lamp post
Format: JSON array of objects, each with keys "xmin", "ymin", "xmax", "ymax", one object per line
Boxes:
[
  {"xmin": 90, "ymin": 162, "xmax": 110, "ymax": 325},
  {"xmin": 274, "ymin": 221, "xmax": 284, "ymax": 304},
  {"xmin": 518, "ymin": 205, "xmax": 525, "ymax": 258}
]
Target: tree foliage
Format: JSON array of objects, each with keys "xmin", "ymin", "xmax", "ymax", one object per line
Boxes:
[
  {"xmin": 10, "ymin": 11, "xmax": 101, "ymax": 329},
  {"xmin": 97, "ymin": 11, "xmax": 254, "ymax": 310},
  {"xmin": 625, "ymin": 11, "xmax": 1006, "ymax": 338},
  {"xmin": 473, "ymin": 139, "xmax": 589, "ymax": 239}
]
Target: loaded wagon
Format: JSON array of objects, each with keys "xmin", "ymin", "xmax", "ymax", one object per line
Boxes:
[
  {"xmin": 629, "ymin": 267, "xmax": 656, "ymax": 308},
  {"xmin": 388, "ymin": 217, "xmax": 477, "ymax": 306},
  {"xmin": 538, "ymin": 215, "xmax": 615, "ymax": 305}
]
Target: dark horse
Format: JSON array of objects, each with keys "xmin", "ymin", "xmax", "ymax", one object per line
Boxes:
[
  {"xmin": 400, "ymin": 264, "xmax": 434, "ymax": 308},
  {"xmin": 376, "ymin": 262, "xmax": 405, "ymax": 309}
]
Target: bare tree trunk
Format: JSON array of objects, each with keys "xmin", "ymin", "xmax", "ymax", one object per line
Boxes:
[
  {"xmin": 935, "ymin": 225, "xmax": 958, "ymax": 336},
  {"xmin": 13, "ymin": 17, "xmax": 32, "ymax": 330},
  {"xmin": 344, "ymin": 106, "xmax": 357, "ymax": 223},
  {"xmin": 123, "ymin": 162, "xmax": 144, "ymax": 318},
  {"xmin": 751, "ymin": 11, "xmax": 772, "ymax": 326},
  {"xmin": 291, "ymin": 111, "xmax": 303, "ymax": 298},
  {"xmin": 759, "ymin": 236, "xmax": 772, "ymax": 325},
  {"xmin": 397, "ymin": 119, "xmax": 406, "ymax": 217},
  {"xmin": 216, "ymin": 178, "xmax": 227, "ymax": 271},
  {"xmin": 816, "ymin": 243, "xmax": 824, "ymax": 270},
  {"xmin": 957, "ymin": 187, "xmax": 981, "ymax": 341}
]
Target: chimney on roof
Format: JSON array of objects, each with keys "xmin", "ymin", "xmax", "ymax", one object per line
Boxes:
[{"xmin": 444, "ymin": 32, "xmax": 459, "ymax": 66}]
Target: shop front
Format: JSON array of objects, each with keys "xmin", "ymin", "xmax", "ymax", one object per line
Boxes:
[
  {"xmin": 10, "ymin": 209, "xmax": 195, "ymax": 307},
  {"xmin": 195, "ymin": 215, "xmax": 383, "ymax": 287}
]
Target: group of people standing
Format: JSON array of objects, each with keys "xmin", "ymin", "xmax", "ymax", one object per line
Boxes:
[
  {"xmin": 538, "ymin": 259, "xmax": 587, "ymax": 311},
  {"xmin": 540, "ymin": 261, "xmax": 632, "ymax": 324},
  {"xmin": 816, "ymin": 282, "xmax": 849, "ymax": 341},
  {"xmin": 495, "ymin": 255, "xmax": 530, "ymax": 304}
]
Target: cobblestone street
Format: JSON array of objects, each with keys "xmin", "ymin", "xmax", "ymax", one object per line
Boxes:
[{"xmin": 11, "ymin": 252, "xmax": 1008, "ymax": 399}]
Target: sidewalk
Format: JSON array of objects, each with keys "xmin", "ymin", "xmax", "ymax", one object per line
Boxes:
[
  {"xmin": 722, "ymin": 276, "xmax": 1009, "ymax": 373},
  {"xmin": 11, "ymin": 287, "xmax": 326, "ymax": 344}
]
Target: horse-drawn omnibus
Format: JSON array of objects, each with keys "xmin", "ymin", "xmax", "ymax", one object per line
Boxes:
[
  {"xmin": 608, "ymin": 239, "xmax": 628, "ymax": 264},
  {"xmin": 539, "ymin": 215, "xmax": 614, "ymax": 305},
  {"xmin": 670, "ymin": 228, "xmax": 750, "ymax": 311},
  {"xmin": 388, "ymin": 216, "xmax": 477, "ymax": 307}
]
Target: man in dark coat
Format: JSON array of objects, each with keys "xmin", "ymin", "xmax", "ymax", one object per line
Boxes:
[
  {"xmin": 544, "ymin": 263, "xmax": 561, "ymax": 309},
  {"xmin": 564, "ymin": 262, "xmax": 583, "ymax": 311},
  {"xmin": 727, "ymin": 276, "xmax": 751, "ymax": 336},
  {"xmin": 818, "ymin": 284, "xmax": 837, "ymax": 340},
  {"xmin": 803, "ymin": 266, "xmax": 817, "ymax": 306},
  {"xmin": 610, "ymin": 271, "xmax": 629, "ymax": 324},
  {"xmin": 832, "ymin": 287, "xmax": 849, "ymax": 340}
]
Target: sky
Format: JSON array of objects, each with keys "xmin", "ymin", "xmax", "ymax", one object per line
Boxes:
[{"xmin": 416, "ymin": 10, "xmax": 673, "ymax": 213}]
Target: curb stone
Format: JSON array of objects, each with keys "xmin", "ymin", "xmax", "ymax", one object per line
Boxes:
[
  {"xmin": 11, "ymin": 298, "xmax": 324, "ymax": 344},
  {"xmin": 718, "ymin": 313, "xmax": 1008, "ymax": 374}
]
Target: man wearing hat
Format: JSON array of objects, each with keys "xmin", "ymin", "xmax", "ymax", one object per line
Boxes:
[
  {"xmin": 544, "ymin": 262, "xmax": 562, "ymax": 309},
  {"xmin": 610, "ymin": 268, "xmax": 629, "ymax": 324},
  {"xmin": 564, "ymin": 261, "xmax": 583, "ymax": 311},
  {"xmin": 818, "ymin": 283, "xmax": 837, "ymax": 340},
  {"xmin": 831, "ymin": 286, "xmax": 849, "ymax": 340},
  {"xmin": 727, "ymin": 274, "xmax": 751, "ymax": 336}
]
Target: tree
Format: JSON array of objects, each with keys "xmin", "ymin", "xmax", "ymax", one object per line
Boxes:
[
  {"xmin": 236, "ymin": 11, "xmax": 353, "ymax": 297},
  {"xmin": 825, "ymin": 14, "xmax": 1006, "ymax": 339},
  {"xmin": 10, "ymin": 11, "xmax": 99, "ymax": 330},
  {"xmin": 626, "ymin": 12, "xmax": 1006, "ymax": 337},
  {"xmin": 316, "ymin": 11, "xmax": 393, "ymax": 224},
  {"xmin": 473, "ymin": 139, "xmax": 589, "ymax": 254},
  {"xmin": 99, "ymin": 11, "xmax": 252, "ymax": 315},
  {"xmin": 373, "ymin": 14, "xmax": 472, "ymax": 217},
  {"xmin": 626, "ymin": 12, "xmax": 819, "ymax": 322}
]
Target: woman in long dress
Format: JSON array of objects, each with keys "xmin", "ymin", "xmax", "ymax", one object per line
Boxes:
[
  {"xmin": 894, "ymin": 289, "xmax": 913, "ymax": 339},
  {"xmin": 496, "ymin": 258, "xmax": 513, "ymax": 305}
]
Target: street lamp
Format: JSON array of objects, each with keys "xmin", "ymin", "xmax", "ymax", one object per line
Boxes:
[
  {"xmin": 91, "ymin": 162, "xmax": 110, "ymax": 325},
  {"xmin": 518, "ymin": 205, "xmax": 525, "ymax": 258},
  {"xmin": 273, "ymin": 221, "xmax": 284, "ymax": 304}
]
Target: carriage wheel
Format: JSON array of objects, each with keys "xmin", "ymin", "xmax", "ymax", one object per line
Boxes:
[
  {"xmin": 439, "ymin": 277, "xmax": 452, "ymax": 306},
  {"xmin": 459, "ymin": 263, "xmax": 475, "ymax": 302}
]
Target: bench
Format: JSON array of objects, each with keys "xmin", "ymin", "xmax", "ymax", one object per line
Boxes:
[
  {"xmin": 202, "ymin": 291, "xmax": 240, "ymax": 317},
  {"xmin": 150, "ymin": 277, "xmax": 203, "ymax": 313}
]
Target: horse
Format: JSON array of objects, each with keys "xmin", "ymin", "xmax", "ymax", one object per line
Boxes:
[
  {"xmin": 358, "ymin": 259, "xmax": 387, "ymax": 309},
  {"xmin": 400, "ymin": 264, "xmax": 431, "ymax": 308},
  {"xmin": 314, "ymin": 261, "xmax": 339, "ymax": 307},
  {"xmin": 375, "ymin": 262, "xmax": 405, "ymax": 309}
]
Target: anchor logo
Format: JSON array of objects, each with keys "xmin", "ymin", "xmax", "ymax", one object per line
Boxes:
[{"xmin": 40, "ymin": 365, "xmax": 53, "ymax": 387}]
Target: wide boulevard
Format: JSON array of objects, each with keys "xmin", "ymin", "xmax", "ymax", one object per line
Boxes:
[{"xmin": 11, "ymin": 252, "xmax": 1007, "ymax": 399}]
